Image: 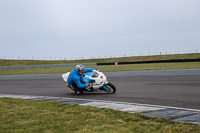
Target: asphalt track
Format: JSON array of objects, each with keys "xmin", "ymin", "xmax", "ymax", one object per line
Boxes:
[{"xmin": 0, "ymin": 69, "xmax": 200, "ymax": 110}]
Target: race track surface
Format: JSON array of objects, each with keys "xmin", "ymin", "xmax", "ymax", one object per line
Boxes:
[{"xmin": 0, "ymin": 69, "xmax": 200, "ymax": 109}]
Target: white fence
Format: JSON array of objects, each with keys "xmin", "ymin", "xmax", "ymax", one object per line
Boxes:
[{"xmin": 1, "ymin": 51, "xmax": 199, "ymax": 61}]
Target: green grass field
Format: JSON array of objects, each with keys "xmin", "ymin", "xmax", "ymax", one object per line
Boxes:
[
  {"xmin": 1, "ymin": 53, "xmax": 200, "ymax": 66},
  {"xmin": 1, "ymin": 98, "xmax": 199, "ymax": 133},
  {"xmin": 1, "ymin": 53, "xmax": 200, "ymax": 75},
  {"xmin": 1, "ymin": 62, "xmax": 200, "ymax": 75}
]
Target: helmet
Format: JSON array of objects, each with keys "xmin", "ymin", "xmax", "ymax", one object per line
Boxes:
[{"xmin": 76, "ymin": 64, "xmax": 84, "ymax": 75}]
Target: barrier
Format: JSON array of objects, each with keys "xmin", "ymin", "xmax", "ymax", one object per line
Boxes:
[{"xmin": 97, "ymin": 59, "xmax": 200, "ymax": 65}]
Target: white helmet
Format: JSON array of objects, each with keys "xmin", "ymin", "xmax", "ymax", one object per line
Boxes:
[{"xmin": 76, "ymin": 64, "xmax": 84, "ymax": 75}]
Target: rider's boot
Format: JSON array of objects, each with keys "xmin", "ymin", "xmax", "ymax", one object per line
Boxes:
[
  {"xmin": 74, "ymin": 88, "xmax": 81, "ymax": 95},
  {"xmin": 70, "ymin": 85, "xmax": 81, "ymax": 95}
]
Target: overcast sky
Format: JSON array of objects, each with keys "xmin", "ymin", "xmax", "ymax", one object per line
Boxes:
[{"xmin": 0, "ymin": 0, "xmax": 200, "ymax": 60}]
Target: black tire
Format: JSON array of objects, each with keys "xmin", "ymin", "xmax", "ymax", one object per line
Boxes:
[{"xmin": 104, "ymin": 82, "xmax": 116, "ymax": 93}]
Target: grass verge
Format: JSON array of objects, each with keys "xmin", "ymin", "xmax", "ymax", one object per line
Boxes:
[
  {"xmin": 0, "ymin": 62, "xmax": 200, "ymax": 75},
  {"xmin": 1, "ymin": 53, "xmax": 200, "ymax": 66},
  {"xmin": 0, "ymin": 98, "xmax": 199, "ymax": 133}
]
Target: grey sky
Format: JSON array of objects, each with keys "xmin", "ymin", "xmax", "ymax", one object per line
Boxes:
[{"xmin": 0, "ymin": 0, "xmax": 200, "ymax": 60}]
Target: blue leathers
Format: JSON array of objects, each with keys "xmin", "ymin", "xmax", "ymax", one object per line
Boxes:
[{"xmin": 67, "ymin": 68, "xmax": 93, "ymax": 89}]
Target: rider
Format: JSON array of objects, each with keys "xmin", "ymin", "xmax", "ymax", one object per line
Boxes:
[{"xmin": 67, "ymin": 64, "xmax": 95, "ymax": 95}]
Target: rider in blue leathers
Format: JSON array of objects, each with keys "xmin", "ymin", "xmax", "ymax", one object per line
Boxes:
[{"xmin": 67, "ymin": 64, "xmax": 93, "ymax": 95}]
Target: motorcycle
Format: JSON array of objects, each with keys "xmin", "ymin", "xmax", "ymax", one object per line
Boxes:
[{"xmin": 62, "ymin": 70, "xmax": 116, "ymax": 94}]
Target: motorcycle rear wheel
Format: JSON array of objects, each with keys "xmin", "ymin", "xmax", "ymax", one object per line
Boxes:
[{"xmin": 104, "ymin": 82, "xmax": 116, "ymax": 93}]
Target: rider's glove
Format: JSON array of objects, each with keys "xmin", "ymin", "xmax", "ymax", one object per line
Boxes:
[
  {"xmin": 85, "ymin": 82, "xmax": 92, "ymax": 88},
  {"xmin": 85, "ymin": 82, "xmax": 92, "ymax": 91}
]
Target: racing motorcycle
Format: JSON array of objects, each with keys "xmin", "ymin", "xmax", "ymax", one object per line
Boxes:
[{"xmin": 62, "ymin": 70, "xmax": 116, "ymax": 94}]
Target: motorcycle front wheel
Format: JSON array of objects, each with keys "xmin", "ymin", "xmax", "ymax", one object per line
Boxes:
[{"xmin": 104, "ymin": 82, "xmax": 116, "ymax": 93}]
